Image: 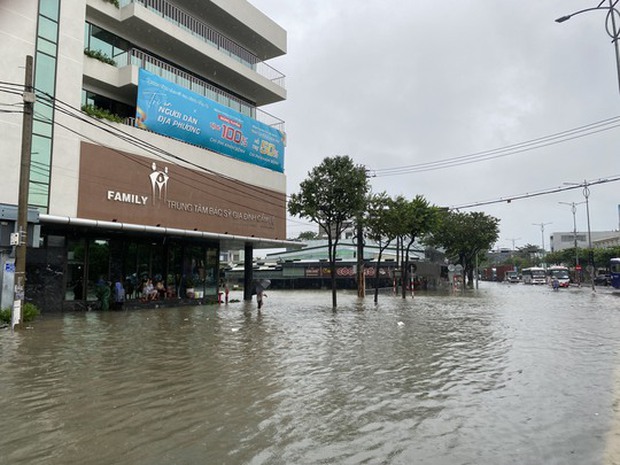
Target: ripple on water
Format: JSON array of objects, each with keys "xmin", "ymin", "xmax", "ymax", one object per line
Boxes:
[{"xmin": 0, "ymin": 286, "xmax": 618, "ymax": 464}]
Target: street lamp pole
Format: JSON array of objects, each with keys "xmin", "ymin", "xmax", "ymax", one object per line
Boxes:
[
  {"xmin": 556, "ymin": 0, "xmax": 620, "ymax": 96},
  {"xmin": 564, "ymin": 181, "xmax": 596, "ymax": 291},
  {"xmin": 507, "ymin": 237, "xmax": 521, "ymax": 251},
  {"xmin": 559, "ymin": 201, "xmax": 586, "ymax": 284},
  {"xmin": 532, "ymin": 222, "xmax": 552, "ymax": 263}
]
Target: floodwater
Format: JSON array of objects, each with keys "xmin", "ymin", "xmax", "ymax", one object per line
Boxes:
[{"xmin": 1, "ymin": 284, "xmax": 619, "ymax": 465}]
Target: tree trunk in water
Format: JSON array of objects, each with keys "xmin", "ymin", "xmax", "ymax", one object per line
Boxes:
[{"xmin": 374, "ymin": 253, "xmax": 383, "ymax": 304}]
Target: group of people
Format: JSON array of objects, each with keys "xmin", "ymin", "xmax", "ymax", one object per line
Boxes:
[
  {"xmin": 136, "ymin": 277, "xmax": 168, "ymax": 301},
  {"xmin": 92, "ymin": 275, "xmax": 268, "ymax": 310}
]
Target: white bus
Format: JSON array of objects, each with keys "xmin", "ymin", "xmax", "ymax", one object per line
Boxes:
[
  {"xmin": 521, "ymin": 267, "xmax": 547, "ymax": 285},
  {"xmin": 547, "ymin": 265, "xmax": 570, "ymax": 288}
]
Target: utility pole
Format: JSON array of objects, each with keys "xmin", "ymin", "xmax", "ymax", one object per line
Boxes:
[
  {"xmin": 559, "ymin": 201, "xmax": 586, "ymax": 285},
  {"xmin": 13, "ymin": 55, "xmax": 35, "ymax": 330}
]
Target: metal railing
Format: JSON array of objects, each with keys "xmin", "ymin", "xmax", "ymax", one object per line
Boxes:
[
  {"xmin": 115, "ymin": 48, "xmax": 284, "ymax": 130},
  {"xmin": 118, "ymin": 0, "xmax": 285, "ymax": 88}
]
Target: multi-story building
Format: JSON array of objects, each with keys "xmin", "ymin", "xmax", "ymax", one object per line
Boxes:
[
  {"xmin": 549, "ymin": 230, "xmax": 620, "ymax": 252},
  {"xmin": 0, "ymin": 0, "xmax": 294, "ymax": 311}
]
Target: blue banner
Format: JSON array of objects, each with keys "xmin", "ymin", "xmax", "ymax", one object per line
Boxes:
[{"xmin": 136, "ymin": 69, "xmax": 285, "ymax": 172}]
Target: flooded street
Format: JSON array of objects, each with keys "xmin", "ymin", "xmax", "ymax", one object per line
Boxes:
[{"xmin": 1, "ymin": 283, "xmax": 619, "ymax": 465}]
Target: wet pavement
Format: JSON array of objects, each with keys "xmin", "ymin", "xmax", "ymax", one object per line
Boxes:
[{"xmin": 1, "ymin": 283, "xmax": 619, "ymax": 464}]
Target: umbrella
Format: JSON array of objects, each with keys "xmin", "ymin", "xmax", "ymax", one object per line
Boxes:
[{"xmin": 252, "ymin": 279, "xmax": 271, "ymax": 295}]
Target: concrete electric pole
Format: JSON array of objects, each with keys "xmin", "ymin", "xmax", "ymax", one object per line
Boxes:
[{"xmin": 13, "ymin": 55, "xmax": 35, "ymax": 330}]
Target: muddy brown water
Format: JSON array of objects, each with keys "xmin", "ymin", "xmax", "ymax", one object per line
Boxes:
[{"xmin": 1, "ymin": 284, "xmax": 619, "ymax": 464}]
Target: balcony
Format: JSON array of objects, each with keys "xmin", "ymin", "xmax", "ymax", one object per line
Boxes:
[
  {"xmin": 119, "ymin": 0, "xmax": 285, "ymax": 84},
  {"xmin": 86, "ymin": 0, "xmax": 286, "ymax": 106},
  {"xmin": 83, "ymin": 47, "xmax": 285, "ymax": 131}
]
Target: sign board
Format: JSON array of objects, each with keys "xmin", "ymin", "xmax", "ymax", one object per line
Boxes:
[
  {"xmin": 5, "ymin": 262, "xmax": 15, "ymax": 273},
  {"xmin": 136, "ymin": 69, "xmax": 285, "ymax": 172}
]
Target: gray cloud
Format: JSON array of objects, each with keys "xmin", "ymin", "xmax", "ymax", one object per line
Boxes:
[{"xmin": 252, "ymin": 0, "xmax": 620, "ymax": 247}]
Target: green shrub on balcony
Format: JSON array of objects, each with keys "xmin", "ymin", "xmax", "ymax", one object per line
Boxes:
[
  {"xmin": 104, "ymin": 0, "xmax": 120, "ymax": 8},
  {"xmin": 81, "ymin": 104, "xmax": 125, "ymax": 124},
  {"xmin": 83, "ymin": 48, "xmax": 116, "ymax": 66}
]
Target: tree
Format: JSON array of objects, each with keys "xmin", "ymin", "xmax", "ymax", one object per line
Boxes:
[
  {"xmin": 392, "ymin": 195, "xmax": 439, "ymax": 298},
  {"xmin": 428, "ymin": 210, "xmax": 500, "ymax": 287},
  {"xmin": 288, "ymin": 156, "xmax": 369, "ymax": 308},
  {"xmin": 364, "ymin": 193, "xmax": 400, "ymax": 303},
  {"xmin": 515, "ymin": 244, "xmax": 542, "ymax": 267},
  {"xmin": 296, "ymin": 230, "xmax": 319, "ymax": 241}
]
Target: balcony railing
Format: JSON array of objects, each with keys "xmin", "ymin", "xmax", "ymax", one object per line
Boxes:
[
  {"xmin": 118, "ymin": 0, "xmax": 285, "ymax": 88},
  {"xmin": 114, "ymin": 48, "xmax": 284, "ymax": 130}
]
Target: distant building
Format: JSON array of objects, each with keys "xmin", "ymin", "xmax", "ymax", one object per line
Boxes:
[
  {"xmin": 223, "ymin": 238, "xmax": 449, "ymax": 290},
  {"xmin": 550, "ymin": 231, "xmax": 620, "ymax": 252}
]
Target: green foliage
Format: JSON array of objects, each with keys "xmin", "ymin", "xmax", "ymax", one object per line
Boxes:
[
  {"xmin": 428, "ymin": 210, "xmax": 500, "ymax": 287},
  {"xmin": 0, "ymin": 302, "xmax": 41, "ymax": 324},
  {"xmin": 81, "ymin": 104, "xmax": 124, "ymax": 124},
  {"xmin": 288, "ymin": 155, "xmax": 370, "ymax": 307},
  {"xmin": 104, "ymin": 0, "xmax": 120, "ymax": 7},
  {"xmin": 288, "ymin": 156, "xmax": 369, "ymax": 240},
  {"xmin": 544, "ymin": 245, "xmax": 620, "ymax": 269},
  {"xmin": 296, "ymin": 231, "xmax": 319, "ymax": 241},
  {"xmin": 364, "ymin": 192, "xmax": 400, "ymax": 246},
  {"xmin": 83, "ymin": 48, "xmax": 116, "ymax": 66},
  {"xmin": 364, "ymin": 192, "xmax": 402, "ymax": 302}
]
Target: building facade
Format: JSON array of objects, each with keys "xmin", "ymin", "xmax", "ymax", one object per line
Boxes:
[
  {"xmin": 0, "ymin": 0, "xmax": 293, "ymax": 311},
  {"xmin": 549, "ymin": 230, "xmax": 620, "ymax": 252}
]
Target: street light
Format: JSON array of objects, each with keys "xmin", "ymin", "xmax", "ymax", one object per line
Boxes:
[
  {"xmin": 564, "ymin": 181, "xmax": 596, "ymax": 291},
  {"xmin": 532, "ymin": 222, "xmax": 552, "ymax": 262},
  {"xmin": 559, "ymin": 201, "xmax": 586, "ymax": 285},
  {"xmin": 506, "ymin": 237, "xmax": 521, "ymax": 251},
  {"xmin": 555, "ymin": 0, "xmax": 620, "ymax": 96}
]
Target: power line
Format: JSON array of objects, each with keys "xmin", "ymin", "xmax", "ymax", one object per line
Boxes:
[
  {"xmin": 369, "ymin": 116, "xmax": 620, "ymax": 176},
  {"xmin": 447, "ymin": 174, "xmax": 620, "ymax": 210}
]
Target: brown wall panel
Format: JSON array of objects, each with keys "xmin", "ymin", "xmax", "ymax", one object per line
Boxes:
[{"xmin": 77, "ymin": 142, "xmax": 286, "ymax": 239}]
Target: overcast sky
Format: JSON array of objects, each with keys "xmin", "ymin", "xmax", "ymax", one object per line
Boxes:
[{"xmin": 250, "ymin": 0, "xmax": 620, "ymax": 251}]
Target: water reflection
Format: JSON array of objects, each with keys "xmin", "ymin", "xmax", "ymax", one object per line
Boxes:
[{"xmin": 1, "ymin": 285, "xmax": 619, "ymax": 464}]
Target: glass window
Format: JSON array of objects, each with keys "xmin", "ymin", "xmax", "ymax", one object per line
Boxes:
[
  {"xmin": 38, "ymin": 38, "xmax": 57, "ymax": 56},
  {"xmin": 66, "ymin": 239, "xmax": 86, "ymax": 300},
  {"xmin": 33, "ymin": 119, "xmax": 53, "ymax": 138},
  {"xmin": 28, "ymin": 190, "xmax": 49, "ymax": 210},
  {"xmin": 166, "ymin": 243, "xmax": 182, "ymax": 298},
  {"xmin": 30, "ymin": 161, "xmax": 50, "ymax": 184},
  {"xmin": 39, "ymin": 0, "xmax": 60, "ymax": 21},
  {"xmin": 38, "ymin": 16, "xmax": 58, "ymax": 42},
  {"xmin": 88, "ymin": 239, "xmax": 110, "ymax": 301},
  {"xmin": 34, "ymin": 100, "xmax": 54, "ymax": 122},
  {"xmin": 34, "ymin": 51, "xmax": 57, "ymax": 95}
]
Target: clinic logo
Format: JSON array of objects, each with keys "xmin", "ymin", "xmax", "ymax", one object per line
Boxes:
[{"xmin": 149, "ymin": 162, "xmax": 170, "ymax": 205}]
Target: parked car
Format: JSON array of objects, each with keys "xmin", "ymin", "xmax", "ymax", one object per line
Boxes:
[{"xmin": 594, "ymin": 274, "xmax": 611, "ymax": 286}]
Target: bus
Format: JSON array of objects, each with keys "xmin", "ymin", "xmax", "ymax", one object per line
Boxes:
[
  {"xmin": 521, "ymin": 267, "xmax": 547, "ymax": 285},
  {"xmin": 547, "ymin": 265, "xmax": 570, "ymax": 288},
  {"xmin": 611, "ymin": 258, "xmax": 620, "ymax": 289}
]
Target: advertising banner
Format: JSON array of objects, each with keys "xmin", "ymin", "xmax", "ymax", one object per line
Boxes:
[{"xmin": 136, "ymin": 69, "xmax": 285, "ymax": 172}]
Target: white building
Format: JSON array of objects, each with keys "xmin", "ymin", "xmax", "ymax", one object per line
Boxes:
[
  {"xmin": 549, "ymin": 230, "xmax": 620, "ymax": 252},
  {"xmin": 0, "ymin": 0, "xmax": 297, "ymax": 310}
]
